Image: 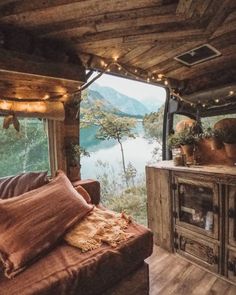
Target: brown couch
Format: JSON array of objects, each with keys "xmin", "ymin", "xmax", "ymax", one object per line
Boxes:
[{"xmin": 0, "ymin": 176, "xmax": 153, "ymax": 295}]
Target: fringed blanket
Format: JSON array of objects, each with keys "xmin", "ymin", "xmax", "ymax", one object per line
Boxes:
[{"xmin": 64, "ymin": 207, "xmax": 133, "ymax": 252}]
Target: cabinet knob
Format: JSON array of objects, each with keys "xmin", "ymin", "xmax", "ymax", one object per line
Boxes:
[{"xmin": 228, "ymin": 208, "xmax": 235, "ymax": 218}]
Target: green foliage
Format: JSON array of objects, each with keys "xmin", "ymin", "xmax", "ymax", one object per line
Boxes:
[
  {"xmin": 200, "ymin": 127, "xmax": 224, "ymax": 141},
  {"xmin": 142, "ymin": 105, "xmax": 164, "ymax": 140},
  {"xmin": 81, "ymin": 99, "xmax": 137, "ymax": 187},
  {"xmin": 124, "ymin": 162, "xmax": 137, "ymax": 187},
  {"xmin": 168, "ymin": 127, "xmax": 198, "ymax": 149},
  {"xmin": 0, "ymin": 117, "xmax": 49, "ymax": 177},
  {"xmin": 95, "ymin": 160, "xmax": 122, "ymax": 199},
  {"xmin": 65, "ymin": 143, "xmax": 90, "ymax": 166},
  {"xmin": 95, "ymin": 160, "xmax": 147, "ymax": 225},
  {"xmin": 104, "ymin": 186, "xmax": 147, "ymax": 226}
]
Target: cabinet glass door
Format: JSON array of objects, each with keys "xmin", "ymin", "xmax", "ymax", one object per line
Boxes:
[{"xmin": 174, "ymin": 177, "xmax": 219, "ymax": 239}]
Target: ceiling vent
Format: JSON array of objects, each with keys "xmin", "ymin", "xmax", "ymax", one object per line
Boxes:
[{"xmin": 174, "ymin": 44, "xmax": 221, "ymax": 66}]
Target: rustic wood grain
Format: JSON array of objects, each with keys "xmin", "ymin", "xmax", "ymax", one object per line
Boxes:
[
  {"xmin": 147, "ymin": 246, "xmax": 236, "ymax": 294},
  {"xmin": 0, "ymin": 0, "xmax": 235, "ymax": 101},
  {"xmin": 146, "ymin": 162, "xmax": 236, "ymax": 285}
]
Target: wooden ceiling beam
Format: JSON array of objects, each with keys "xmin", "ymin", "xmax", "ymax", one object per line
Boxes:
[
  {"xmin": 0, "ymin": 47, "xmax": 86, "ymax": 83},
  {"xmin": 72, "ymin": 18, "xmax": 204, "ymax": 44},
  {"xmin": 0, "ymin": 71, "xmax": 80, "ymax": 100},
  {"xmin": 35, "ymin": 4, "xmax": 177, "ymax": 36},
  {"xmin": 0, "ymin": 0, "xmax": 163, "ymax": 28},
  {"xmin": 176, "ymin": 0, "xmax": 213, "ymax": 19},
  {"xmin": 206, "ymin": 0, "xmax": 235, "ymax": 36},
  {"xmin": 183, "ymin": 68, "xmax": 236, "ymax": 95},
  {"xmin": 122, "ymin": 29, "xmax": 208, "ymax": 45},
  {"xmin": 0, "ymin": 0, "xmax": 87, "ymax": 17},
  {"xmin": 118, "ymin": 45, "xmax": 153, "ymax": 64},
  {"xmin": 176, "ymin": 0, "xmax": 195, "ymax": 17}
]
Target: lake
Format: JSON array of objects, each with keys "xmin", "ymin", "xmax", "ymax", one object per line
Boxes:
[{"xmin": 80, "ymin": 122, "xmax": 162, "ymax": 180}]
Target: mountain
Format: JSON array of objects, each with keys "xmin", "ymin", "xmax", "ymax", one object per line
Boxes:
[
  {"xmin": 82, "ymin": 89, "xmax": 116, "ymax": 112},
  {"xmin": 141, "ymin": 96, "xmax": 164, "ymax": 112},
  {"xmin": 89, "ymin": 83, "xmax": 149, "ymax": 116}
]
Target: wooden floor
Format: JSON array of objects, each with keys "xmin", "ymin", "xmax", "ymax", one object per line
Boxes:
[{"xmin": 146, "ymin": 247, "xmax": 236, "ymax": 295}]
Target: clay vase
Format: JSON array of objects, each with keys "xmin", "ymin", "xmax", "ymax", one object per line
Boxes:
[
  {"xmin": 210, "ymin": 137, "xmax": 223, "ymax": 150},
  {"xmin": 224, "ymin": 143, "xmax": 236, "ymax": 159},
  {"xmin": 181, "ymin": 144, "xmax": 194, "ymax": 157}
]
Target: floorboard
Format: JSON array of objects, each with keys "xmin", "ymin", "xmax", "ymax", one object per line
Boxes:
[{"xmin": 146, "ymin": 246, "xmax": 236, "ymax": 295}]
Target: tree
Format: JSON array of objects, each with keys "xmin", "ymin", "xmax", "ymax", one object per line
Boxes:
[
  {"xmin": 142, "ymin": 105, "xmax": 164, "ymax": 140},
  {"xmin": 82, "ymin": 102, "xmax": 136, "ymax": 187},
  {"xmin": 124, "ymin": 162, "xmax": 137, "ymax": 187}
]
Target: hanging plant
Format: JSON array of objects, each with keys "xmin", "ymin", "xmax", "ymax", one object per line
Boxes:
[
  {"xmin": 65, "ymin": 143, "xmax": 90, "ymax": 167},
  {"xmin": 200, "ymin": 127, "xmax": 224, "ymax": 150}
]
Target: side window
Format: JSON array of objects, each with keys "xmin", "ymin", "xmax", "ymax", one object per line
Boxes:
[
  {"xmin": 0, "ymin": 117, "xmax": 50, "ymax": 177},
  {"xmin": 201, "ymin": 114, "xmax": 236, "ymax": 129}
]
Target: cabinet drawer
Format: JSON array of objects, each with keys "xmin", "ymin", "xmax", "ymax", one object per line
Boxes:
[{"xmin": 175, "ymin": 230, "xmax": 219, "ymax": 273}]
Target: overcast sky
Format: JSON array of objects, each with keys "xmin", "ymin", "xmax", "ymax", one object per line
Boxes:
[{"xmin": 89, "ymin": 72, "xmax": 166, "ymax": 105}]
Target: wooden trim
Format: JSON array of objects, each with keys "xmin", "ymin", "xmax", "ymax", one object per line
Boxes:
[
  {"xmin": 0, "ymin": 100, "xmax": 65, "ymax": 121},
  {"xmin": 0, "ymin": 48, "xmax": 86, "ymax": 83}
]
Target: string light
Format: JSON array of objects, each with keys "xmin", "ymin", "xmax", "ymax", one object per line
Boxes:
[
  {"xmin": 85, "ymin": 58, "xmax": 235, "ymax": 110},
  {"xmin": 43, "ymin": 94, "xmax": 50, "ymax": 100}
]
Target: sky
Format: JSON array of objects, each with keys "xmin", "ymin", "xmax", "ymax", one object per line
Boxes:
[{"xmin": 89, "ymin": 72, "xmax": 167, "ymax": 108}]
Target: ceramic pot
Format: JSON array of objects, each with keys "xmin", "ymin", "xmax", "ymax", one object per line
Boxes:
[
  {"xmin": 224, "ymin": 143, "xmax": 236, "ymax": 159},
  {"xmin": 210, "ymin": 137, "xmax": 223, "ymax": 150},
  {"xmin": 181, "ymin": 144, "xmax": 194, "ymax": 157}
]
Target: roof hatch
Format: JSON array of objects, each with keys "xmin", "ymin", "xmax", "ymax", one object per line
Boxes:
[{"xmin": 174, "ymin": 44, "xmax": 221, "ymax": 66}]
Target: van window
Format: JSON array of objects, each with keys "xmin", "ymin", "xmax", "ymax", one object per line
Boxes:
[
  {"xmin": 201, "ymin": 113, "xmax": 236, "ymax": 129},
  {"xmin": 0, "ymin": 117, "xmax": 50, "ymax": 177}
]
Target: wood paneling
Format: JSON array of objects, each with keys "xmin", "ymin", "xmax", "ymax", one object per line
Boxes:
[
  {"xmin": 0, "ymin": 0, "xmax": 234, "ymax": 98},
  {"xmin": 146, "ymin": 166, "xmax": 173, "ymax": 251}
]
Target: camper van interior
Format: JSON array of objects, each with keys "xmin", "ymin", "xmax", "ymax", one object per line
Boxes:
[{"xmin": 0, "ymin": 0, "xmax": 236, "ymax": 294}]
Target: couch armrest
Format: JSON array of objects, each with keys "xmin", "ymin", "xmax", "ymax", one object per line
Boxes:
[{"xmin": 72, "ymin": 179, "xmax": 100, "ymax": 205}]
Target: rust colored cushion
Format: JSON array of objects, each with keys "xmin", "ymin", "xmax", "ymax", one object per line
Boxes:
[
  {"xmin": 0, "ymin": 171, "xmax": 93, "ymax": 279},
  {"xmin": 0, "ymin": 171, "xmax": 49, "ymax": 199},
  {"xmin": 74, "ymin": 185, "xmax": 91, "ymax": 204}
]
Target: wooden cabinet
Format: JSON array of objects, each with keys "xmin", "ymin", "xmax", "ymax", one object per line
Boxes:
[{"xmin": 146, "ymin": 161, "xmax": 236, "ymax": 284}]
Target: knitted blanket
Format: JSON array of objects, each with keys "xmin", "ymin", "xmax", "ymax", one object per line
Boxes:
[{"xmin": 64, "ymin": 207, "xmax": 133, "ymax": 252}]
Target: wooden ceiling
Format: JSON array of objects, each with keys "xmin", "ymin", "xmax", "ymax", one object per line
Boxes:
[{"xmin": 0, "ymin": 0, "xmax": 235, "ymax": 102}]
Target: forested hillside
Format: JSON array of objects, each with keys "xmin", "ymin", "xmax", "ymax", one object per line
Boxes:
[{"xmin": 0, "ymin": 118, "xmax": 49, "ymax": 177}]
